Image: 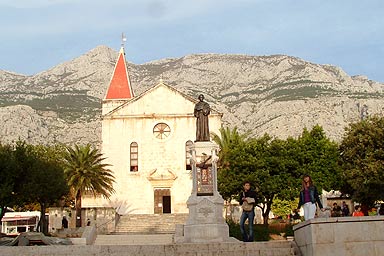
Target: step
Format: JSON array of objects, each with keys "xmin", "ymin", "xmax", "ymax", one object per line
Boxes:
[
  {"xmin": 93, "ymin": 236, "xmax": 299, "ymax": 255},
  {"xmin": 114, "ymin": 214, "xmax": 188, "ymax": 234},
  {"xmin": 94, "ymin": 234, "xmax": 174, "ymax": 245},
  {"xmin": 0, "ymin": 241, "xmax": 300, "ymax": 256}
]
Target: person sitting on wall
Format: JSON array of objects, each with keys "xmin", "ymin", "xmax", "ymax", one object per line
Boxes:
[
  {"xmin": 341, "ymin": 201, "xmax": 350, "ymax": 216},
  {"xmin": 352, "ymin": 205, "xmax": 364, "ymax": 217},
  {"xmin": 331, "ymin": 202, "xmax": 342, "ymax": 217}
]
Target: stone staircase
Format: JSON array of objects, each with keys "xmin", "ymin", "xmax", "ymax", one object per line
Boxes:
[
  {"xmin": 113, "ymin": 213, "xmax": 188, "ymax": 234},
  {"xmin": 91, "ymin": 213, "xmax": 301, "ymax": 255}
]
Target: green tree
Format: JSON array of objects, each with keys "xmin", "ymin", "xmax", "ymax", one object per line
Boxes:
[
  {"xmin": 216, "ymin": 125, "xmax": 340, "ymax": 225},
  {"xmin": 246, "ymin": 135, "xmax": 299, "ymax": 224},
  {"xmin": 296, "ymin": 125, "xmax": 342, "ymax": 192},
  {"xmin": 0, "ymin": 143, "xmax": 19, "ymax": 220},
  {"xmin": 270, "ymin": 198, "xmax": 298, "ymax": 219},
  {"xmin": 211, "ymin": 126, "xmax": 245, "ymax": 168},
  {"xmin": 63, "ymin": 144, "xmax": 115, "ymax": 227},
  {"xmin": 13, "ymin": 142, "xmax": 68, "ymax": 234},
  {"xmin": 339, "ymin": 115, "xmax": 384, "ymax": 205},
  {"xmin": 217, "ymin": 133, "xmax": 297, "ymax": 224},
  {"xmin": 212, "ymin": 127, "xmax": 247, "ymax": 202}
]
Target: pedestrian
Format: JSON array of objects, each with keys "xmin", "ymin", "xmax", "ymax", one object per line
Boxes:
[
  {"xmin": 352, "ymin": 205, "xmax": 364, "ymax": 217},
  {"xmin": 297, "ymin": 174, "xmax": 324, "ymax": 221},
  {"xmin": 341, "ymin": 201, "xmax": 350, "ymax": 216},
  {"xmin": 62, "ymin": 216, "xmax": 68, "ymax": 229},
  {"xmin": 239, "ymin": 181, "xmax": 258, "ymax": 242},
  {"xmin": 378, "ymin": 203, "xmax": 384, "ymax": 216}
]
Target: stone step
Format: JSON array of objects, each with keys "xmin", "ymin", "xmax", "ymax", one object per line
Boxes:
[
  {"xmin": 94, "ymin": 234, "xmax": 174, "ymax": 245},
  {"xmin": 114, "ymin": 214, "xmax": 188, "ymax": 234},
  {"xmin": 0, "ymin": 241, "xmax": 300, "ymax": 256},
  {"xmin": 93, "ymin": 235, "xmax": 299, "ymax": 255}
]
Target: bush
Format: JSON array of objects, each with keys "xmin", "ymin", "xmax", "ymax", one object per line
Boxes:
[
  {"xmin": 226, "ymin": 219, "xmax": 271, "ymax": 241},
  {"xmin": 283, "ymin": 224, "xmax": 294, "ymax": 237}
]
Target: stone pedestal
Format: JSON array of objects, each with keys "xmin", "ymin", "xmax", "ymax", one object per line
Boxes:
[{"xmin": 175, "ymin": 141, "xmax": 231, "ymax": 243}]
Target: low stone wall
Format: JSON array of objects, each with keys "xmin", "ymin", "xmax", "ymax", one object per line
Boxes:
[
  {"xmin": 49, "ymin": 207, "xmax": 116, "ymax": 235},
  {"xmin": 293, "ymin": 216, "xmax": 384, "ymax": 256},
  {"xmin": 0, "ymin": 241, "xmax": 296, "ymax": 256}
]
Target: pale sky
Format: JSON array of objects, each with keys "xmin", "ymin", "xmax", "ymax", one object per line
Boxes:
[{"xmin": 0, "ymin": 0, "xmax": 383, "ymax": 82}]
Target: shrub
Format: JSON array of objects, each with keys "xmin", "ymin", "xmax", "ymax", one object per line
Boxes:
[{"xmin": 226, "ymin": 219, "xmax": 271, "ymax": 241}]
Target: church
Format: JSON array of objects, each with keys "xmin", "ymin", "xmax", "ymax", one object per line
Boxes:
[{"xmin": 81, "ymin": 46, "xmax": 223, "ymax": 216}]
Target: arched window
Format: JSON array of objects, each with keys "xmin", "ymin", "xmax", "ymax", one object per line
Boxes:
[
  {"xmin": 130, "ymin": 142, "xmax": 138, "ymax": 172},
  {"xmin": 185, "ymin": 140, "xmax": 193, "ymax": 170}
]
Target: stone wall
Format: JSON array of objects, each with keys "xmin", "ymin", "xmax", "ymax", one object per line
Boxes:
[
  {"xmin": 0, "ymin": 240, "xmax": 296, "ymax": 256},
  {"xmin": 49, "ymin": 207, "xmax": 116, "ymax": 235},
  {"xmin": 293, "ymin": 216, "xmax": 384, "ymax": 256}
]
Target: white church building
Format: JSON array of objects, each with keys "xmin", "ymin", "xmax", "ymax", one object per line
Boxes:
[{"xmin": 81, "ymin": 46, "xmax": 223, "ymax": 216}]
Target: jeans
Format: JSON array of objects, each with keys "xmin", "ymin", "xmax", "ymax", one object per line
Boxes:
[
  {"xmin": 240, "ymin": 209, "xmax": 255, "ymax": 242},
  {"xmin": 303, "ymin": 202, "xmax": 316, "ymax": 220}
]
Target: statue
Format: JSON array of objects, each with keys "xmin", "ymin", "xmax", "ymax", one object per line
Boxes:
[{"xmin": 194, "ymin": 94, "xmax": 210, "ymax": 141}]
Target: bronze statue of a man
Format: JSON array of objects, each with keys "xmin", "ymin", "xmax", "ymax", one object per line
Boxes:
[{"xmin": 194, "ymin": 94, "xmax": 210, "ymax": 141}]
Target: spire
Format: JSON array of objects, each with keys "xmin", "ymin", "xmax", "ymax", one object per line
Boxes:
[{"xmin": 105, "ymin": 44, "xmax": 134, "ymax": 100}]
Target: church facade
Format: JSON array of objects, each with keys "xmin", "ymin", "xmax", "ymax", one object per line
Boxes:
[{"xmin": 82, "ymin": 47, "xmax": 222, "ymax": 215}]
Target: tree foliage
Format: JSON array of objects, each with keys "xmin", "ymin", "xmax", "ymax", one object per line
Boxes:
[
  {"xmin": 215, "ymin": 125, "xmax": 340, "ymax": 224},
  {"xmin": 212, "ymin": 126, "xmax": 246, "ymax": 168},
  {"xmin": 13, "ymin": 142, "xmax": 68, "ymax": 233},
  {"xmin": 296, "ymin": 125, "xmax": 342, "ymax": 192},
  {"xmin": 270, "ymin": 198, "xmax": 298, "ymax": 219},
  {"xmin": 339, "ymin": 115, "xmax": 384, "ymax": 205},
  {"xmin": 0, "ymin": 141, "xmax": 68, "ymax": 233},
  {"xmin": 63, "ymin": 144, "xmax": 115, "ymax": 227},
  {"xmin": 0, "ymin": 143, "xmax": 20, "ymax": 220}
]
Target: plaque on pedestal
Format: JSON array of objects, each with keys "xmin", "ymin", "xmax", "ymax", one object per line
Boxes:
[{"xmin": 196, "ymin": 166, "xmax": 213, "ymax": 196}]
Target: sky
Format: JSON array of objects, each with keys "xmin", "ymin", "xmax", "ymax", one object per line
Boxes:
[{"xmin": 0, "ymin": 0, "xmax": 383, "ymax": 82}]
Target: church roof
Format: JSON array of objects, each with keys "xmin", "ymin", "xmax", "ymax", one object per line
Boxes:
[
  {"xmin": 105, "ymin": 47, "xmax": 134, "ymax": 100},
  {"xmin": 104, "ymin": 80, "xmax": 223, "ymax": 117}
]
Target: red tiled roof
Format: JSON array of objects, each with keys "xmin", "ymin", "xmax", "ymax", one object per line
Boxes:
[{"xmin": 105, "ymin": 48, "xmax": 134, "ymax": 99}]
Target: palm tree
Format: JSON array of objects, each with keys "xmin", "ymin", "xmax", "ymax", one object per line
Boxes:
[
  {"xmin": 63, "ymin": 144, "xmax": 115, "ymax": 227},
  {"xmin": 211, "ymin": 126, "xmax": 245, "ymax": 168}
]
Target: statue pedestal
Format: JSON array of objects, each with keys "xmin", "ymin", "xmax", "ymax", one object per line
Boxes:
[{"xmin": 175, "ymin": 141, "xmax": 232, "ymax": 243}]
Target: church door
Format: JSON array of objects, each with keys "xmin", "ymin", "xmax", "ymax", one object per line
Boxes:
[
  {"xmin": 154, "ymin": 189, "xmax": 171, "ymax": 214},
  {"xmin": 163, "ymin": 196, "xmax": 171, "ymax": 214}
]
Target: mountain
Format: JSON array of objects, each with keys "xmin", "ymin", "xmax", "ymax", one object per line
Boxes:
[{"xmin": 1, "ymin": 45, "xmax": 383, "ymax": 145}]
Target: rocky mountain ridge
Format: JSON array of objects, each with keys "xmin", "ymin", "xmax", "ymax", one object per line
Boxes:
[{"xmin": 1, "ymin": 45, "xmax": 383, "ymax": 145}]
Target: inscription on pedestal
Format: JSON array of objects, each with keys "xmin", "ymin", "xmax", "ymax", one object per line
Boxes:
[{"xmin": 197, "ymin": 198, "xmax": 215, "ymax": 222}]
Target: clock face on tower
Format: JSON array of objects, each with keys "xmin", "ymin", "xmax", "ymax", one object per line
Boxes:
[{"xmin": 153, "ymin": 123, "xmax": 171, "ymax": 139}]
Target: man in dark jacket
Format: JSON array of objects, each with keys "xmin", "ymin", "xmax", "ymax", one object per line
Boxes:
[{"xmin": 239, "ymin": 181, "xmax": 258, "ymax": 242}]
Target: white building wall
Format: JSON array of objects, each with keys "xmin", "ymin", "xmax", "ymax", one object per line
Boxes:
[{"xmin": 82, "ymin": 83, "xmax": 222, "ymax": 215}]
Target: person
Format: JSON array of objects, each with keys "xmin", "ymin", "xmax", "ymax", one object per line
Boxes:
[
  {"xmin": 341, "ymin": 201, "xmax": 350, "ymax": 216},
  {"xmin": 360, "ymin": 203, "xmax": 369, "ymax": 216},
  {"xmin": 378, "ymin": 203, "xmax": 384, "ymax": 216},
  {"xmin": 62, "ymin": 216, "xmax": 68, "ymax": 229},
  {"xmin": 331, "ymin": 202, "xmax": 342, "ymax": 217},
  {"xmin": 297, "ymin": 174, "xmax": 324, "ymax": 221},
  {"xmin": 352, "ymin": 205, "xmax": 364, "ymax": 217},
  {"xmin": 194, "ymin": 94, "xmax": 210, "ymax": 141},
  {"xmin": 238, "ymin": 181, "xmax": 258, "ymax": 242},
  {"xmin": 86, "ymin": 218, "xmax": 91, "ymax": 226}
]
